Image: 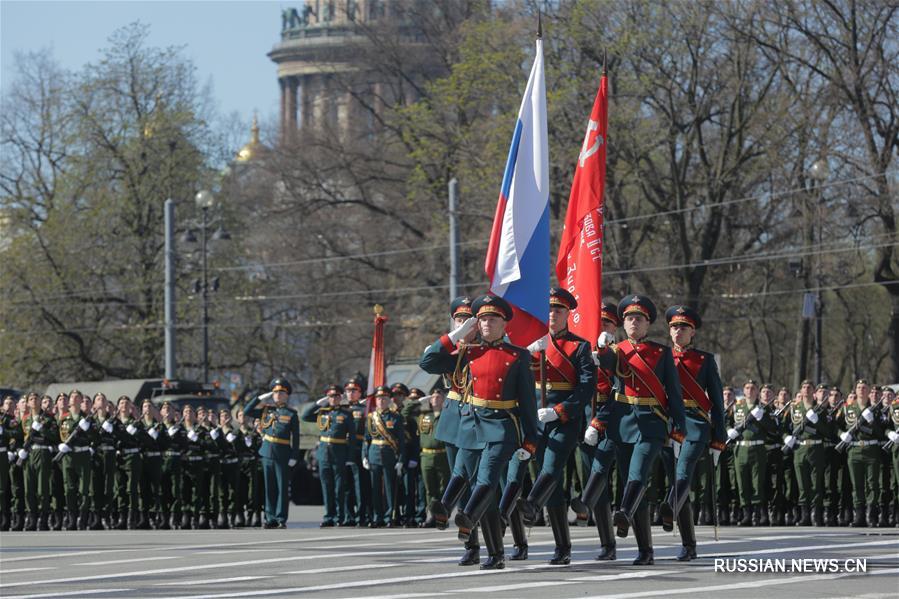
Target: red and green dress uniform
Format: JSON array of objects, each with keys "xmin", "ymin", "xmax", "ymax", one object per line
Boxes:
[
  {"xmin": 417, "ymin": 408, "xmax": 450, "ymax": 523},
  {"xmin": 138, "ymin": 417, "xmax": 166, "ymax": 528},
  {"xmin": 364, "ymin": 402, "xmax": 406, "ymax": 526},
  {"xmin": 21, "ymin": 411, "xmax": 60, "ymax": 529},
  {"xmin": 303, "ymin": 399, "xmax": 356, "ymax": 526},
  {"xmin": 244, "ymin": 391, "xmax": 300, "ymax": 527},
  {"xmin": 57, "ymin": 411, "xmax": 93, "ymax": 529},
  {"xmin": 786, "ymin": 401, "xmax": 831, "ymax": 524},
  {"xmin": 729, "ymin": 399, "xmax": 781, "ymax": 522},
  {"xmin": 839, "ymin": 402, "xmax": 885, "ymax": 524}
]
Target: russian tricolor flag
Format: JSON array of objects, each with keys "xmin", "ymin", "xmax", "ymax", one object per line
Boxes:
[{"xmin": 484, "ymin": 37, "xmax": 550, "ymax": 347}]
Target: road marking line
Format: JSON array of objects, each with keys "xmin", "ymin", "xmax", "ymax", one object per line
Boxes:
[
  {"xmin": 284, "ymin": 563, "xmax": 401, "ymax": 575},
  {"xmin": 4, "ymin": 588, "xmax": 133, "ymax": 599},
  {"xmin": 73, "ymin": 555, "xmax": 183, "ymax": 566},
  {"xmin": 701, "ymin": 538, "xmax": 899, "ymax": 558},
  {"xmin": 156, "ymin": 576, "xmax": 272, "ymax": 586},
  {"xmin": 0, "ymin": 567, "xmax": 55, "ymax": 574}
]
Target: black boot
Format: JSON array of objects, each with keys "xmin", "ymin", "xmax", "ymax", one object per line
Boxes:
[
  {"xmin": 785, "ymin": 505, "xmax": 795, "ymax": 526},
  {"xmin": 137, "ymin": 511, "xmax": 151, "ymax": 530},
  {"xmin": 676, "ymin": 499, "xmax": 697, "ymax": 561},
  {"xmin": 772, "ymin": 505, "xmax": 785, "ymax": 526},
  {"xmin": 753, "ymin": 505, "xmax": 764, "ymax": 526},
  {"xmin": 48, "ymin": 510, "xmax": 60, "ymax": 531},
  {"xmin": 458, "ymin": 524, "xmax": 481, "ymax": 566},
  {"xmin": 217, "ymin": 512, "xmax": 230, "ymax": 529},
  {"xmin": 650, "ymin": 503, "xmax": 662, "ymax": 525},
  {"xmin": 433, "ymin": 475, "xmax": 468, "ymax": 531},
  {"xmin": 10, "ymin": 512, "xmax": 24, "ymax": 531},
  {"xmin": 812, "ymin": 505, "xmax": 824, "ymax": 527},
  {"xmin": 24, "ymin": 513, "xmax": 37, "ymax": 531},
  {"xmin": 197, "ymin": 513, "xmax": 210, "ymax": 529},
  {"xmin": 479, "ymin": 509, "xmax": 505, "ymax": 570},
  {"xmin": 116, "ymin": 511, "xmax": 128, "ymax": 530},
  {"xmin": 631, "ymin": 504, "xmax": 654, "ymax": 565},
  {"xmin": 234, "ymin": 511, "xmax": 246, "ymax": 528},
  {"xmin": 38, "ymin": 512, "xmax": 50, "ymax": 531},
  {"xmin": 661, "ymin": 478, "xmax": 691, "ymax": 533},
  {"xmin": 498, "ymin": 480, "xmax": 522, "ymax": 524},
  {"xmin": 509, "ymin": 508, "xmax": 528, "ymax": 560},
  {"xmin": 757, "ymin": 502, "xmax": 769, "ymax": 526},
  {"xmin": 612, "ymin": 480, "xmax": 645, "ymax": 539},
  {"xmin": 66, "ymin": 510, "xmax": 78, "ymax": 531},
  {"xmin": 878, "ymin": 504, "xmax": 890, "ymax": 527},
  {"xmin": 572, "ymin": 471, "xmax": 607, "ymax": 527},
  {"xmin": 850, "ymin": 506, "xmax": 866, "ymax": 528},
  {"xmin": 824, "ymin": 507, "xmax": 836, "ymax": 527},
  {"xmin": 251, "ymin": 511, "xmax": 262, "ymax": 527},
  {"xmin": 738, "ymin": 505, "xmax": 753, "ymax": 526},
  {"xmin": 594, "ymin": 501, "xmax": 616, "ymax": 560},
  {"xmin": 181, "ymin": 513, "xmax": 192, "ymax": 530},
  {"xmin": 128, "ymin": 509, "xmax": 141, "ymax": 530},
  {"xmin": 718, "ymin": 506, "xmax": 730, "ymax": 526},
  {"xmin": 547, "ymin": 504, "xmax": 571, "ymax": 565},
  {"xmin": 866, "ymin": 505, "xmax": 878, "ymax": 529},
  {"xmin": 455, "ymin": 485, "xmax": 494, "ymax": 542},
  {"xmin": 0, "ymin": 511, "xmax": 8, "ymax": 532},
  {"xmin": 518, "ymin": 472, "xmax": 557, "ymax": 527},
  {"xmin": 797, "ymin": 505, "xmax": 811, "ymax": 526}
]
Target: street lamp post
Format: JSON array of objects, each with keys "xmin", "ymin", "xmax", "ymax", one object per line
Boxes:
[{"xmin": 809, "ymin": 160, "xmax": 829, "ymax": 383}]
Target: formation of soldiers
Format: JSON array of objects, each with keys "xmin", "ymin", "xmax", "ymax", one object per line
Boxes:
[{"xmin": 3, "ymin": 294, "xmax": 898, "ymax": 565}]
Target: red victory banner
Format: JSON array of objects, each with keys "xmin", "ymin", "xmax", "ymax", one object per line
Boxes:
[{"xmin": 365, "ymin": 304, "xmax": 388, "ymax": 413}]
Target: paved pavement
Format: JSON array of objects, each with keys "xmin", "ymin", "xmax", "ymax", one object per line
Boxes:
[{"xmin": 1, "ymin": 506, "xmax": 897, "ymax": 598}]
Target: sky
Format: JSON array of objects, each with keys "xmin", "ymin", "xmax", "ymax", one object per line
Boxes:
[{"xmin": 1, "ymin": 0, "xmax": 285, "ymax": 122}]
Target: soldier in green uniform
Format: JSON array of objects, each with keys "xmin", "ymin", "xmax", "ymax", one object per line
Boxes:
[
  {"xmin": 47, "ymin": 394, "xmax": 66, "ymax": 530},
  {"xmin": 874, "ymin": 386, "xmax": 893, "ymax": 527},
  {"xmin": 244, "ymin": 378, "xmax": 300, "ymax": 528},
  {"xmin": 195, "ymin": 406, "xmax": 223, "ymax": 528},
  {"xmin": 417, "ymin": 389, "xmax": 450, "ymax": 528},
  {"xmin": 89, "ymin": 393, "xmax": 117, "ymax": 529},
  {"xmin": 303, "ymin": 384, "xmax": 356, "ymax": 527},
  {"xmin": 783, "ymin": 383, "xmax": 833, "ymax": 526},
  {"xmin": 56, "ymin": 390, "xmax": 93, "ymax": 530},
  {"xmin": 1, "ymin": 395, "xmax": 24, "ymax": 531},
  {"xmin": 364, "ymin": 385, "xmax": 406, "ymax": 528},
  {"xmin": 236, "ymin": 409, "xmax": 262, "ymax": 527},
  {"xmin": 215, "ymin": 407, "xmax": 243, "ymax": 528},
  {"xmin": 159, "ymin": 401, "xmax": 184, "ymax": 529},
  {"xmin": 113, "ymin": 395, "xmax": 149, "ymax": 529},
  {"xmin": 756, "ymin": 383, "xmax": 782, "ymax": 527},
  {"xmin": 821, "ymin": 387, "xmax": 844, "ymax": 526},
  {"xmin": 727, "ymin": 379, "xmax": 780, "ymax": 526},
  {"xmin": 343, "ymin": 379, "xmax": 370, "ymax": 527},
  {"xmin": 137, "ymin": 399, "xmax": 164, "ymax": 529},
  {"xmin": 517, "ymin": 288, "xmax": 595, "ymax": 566},
  {"xmin": 885, "ymin": 387, "xmax": 899, "ymax": 527},
  {"xmin": 19, "ymin": 392, "xmax": 59, "ymax": 530},
  {"xmin": 180, "ymin": 404, "xmax": 211, "ymax": 528},
  {"xmin": 839, "ymin": 379, "xmax": 885, "ymax": 527},
  {"xmin": 391, "ymin": 383, "xmax": 419, "ymax": 527},
  {"xmin": 406, "ymin": 387, "xmax": 429, "ymax": 526}
]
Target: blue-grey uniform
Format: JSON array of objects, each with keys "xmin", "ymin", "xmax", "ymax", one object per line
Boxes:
[
  {"xmin": 302, "ymin": 386, "xmax": 355, "ymax": 527},
  {"xmin": 344, "ymin": 380, "xmax": 371, "ymax": 527},
  {"xmin": 243, "ymin": 378, "xmax": 300, "ymax": 528},
  {"xmin": 364, "ymin": 387, "xmax": 406, "ymax": 527},
  {"xmin": 594, "ymin": 295, "xmax": 686, "ymax": 566},
  {"xmin": 657, "ymin": 305, "xmax": 725, "ymax": 561}
]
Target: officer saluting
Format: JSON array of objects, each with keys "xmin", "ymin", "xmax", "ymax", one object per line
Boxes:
[{"xmin": 243, "ymin": 378, "xmax": 300, "ymax": 529}]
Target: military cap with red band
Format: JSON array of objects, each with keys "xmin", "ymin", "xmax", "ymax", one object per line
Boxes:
[
  {"xmin": 618, "ymin": 294, "xmax": 658, "ymax": 323},
  {"xmin": 472, "ymin": 294, "xmax": 514, "ymax": 321},
  {"xmin": 549, "ymin": 287, "xmax": 578, "ymax": 310},
  {"xmin": 665, "ymin": 305, "xmax": 701, "ymax": 329},
  {"xmin": 450, "ymin": 296, "xmax": 473, "ymax": 319},
  {"xmin": 601, "ymin": 302, "xmax": 620, "ymax": 327}
]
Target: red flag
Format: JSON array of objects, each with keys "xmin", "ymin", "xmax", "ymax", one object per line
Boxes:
[
  {"xmin": 366, "ymin": 305, "xmax": 388, "ymax": 413},
  {"xmin": 555, "ymin": 73, "xmax": 608, "ymax": 349}
]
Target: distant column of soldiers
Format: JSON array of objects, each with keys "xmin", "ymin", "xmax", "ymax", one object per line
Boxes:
[{"xmin": 0, "ymin": 391, "xmax": 265, "ymax": 531}]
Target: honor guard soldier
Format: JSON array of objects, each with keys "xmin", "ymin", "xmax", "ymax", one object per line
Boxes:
[
  {"xmin": 419, "ymin": 296, "xmax": 483, "ymax": 566},
  {"xmin": 392, "ymin": 382, "xmax": 421, "ymax": 527},
  {"xmin": 236, "ymin": 409, "xmax": 263, "ymax": 527},
  {"xmin": 344, "ymin": 379, "xmax": 370, "ymax": 527},
  {"xmin": 244, "ymin": 378, "xmax": 300, "ymax": 528},
  {"xmin": 364, "ymin": 385, "xmax": 406, "ymax": 527},
  {"xmin": 515, "ymin": 287, "xmax": 595, "ymax": 565},
  {"xmin": 56, "ymin": 390, "xmax": 93, "ymax": 530},
  {"xmin": 20, "ymin": 392, "xmax": 60, "ymax": 531},
  {"xmin": 303, "ymin": 384, "xmax": 356, "ymax": 527},
  {"xmin": 180, "ymin": 405, "xmax": 211, "ymax": 528},
  {"xmin": 573, "ymin": 302, "xmax": 622, "ymax": 561},
  {"xmin": 593, "ymin": 295, "xmax": 686, "ymax": 565},
  {"xmin": 89, "ymin": 393, "xmax": 117, "ymax": 530},
  {"xmin": 885, "ymin": 388, "xmax": 899, "ymax": 526},
  {"xmin": 417, "ymin": 389, "xmax": 450, "ymax": 528},
  {"xmin": 435, "ymin": 295, "xmax": 540, "ymax": 570},
  {"xmin": 658, "ymin": 306, "xmax": 725, "ymax": 561},
  {"xmin": 838, "ymin": 379, "xmax": 885, "ymax": 527}
]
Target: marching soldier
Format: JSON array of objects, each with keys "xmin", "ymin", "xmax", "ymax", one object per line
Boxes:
[
  {"xmin": 838, "ymin": 379, "xmax": 885, "ymax": 527},
  {"xmin": 113, "ymin": 395, "xmax": 148, "ymax": 529},
  {"xmin": 517, "ymin": 287, "xmax": 595, "ymax": 565},
  {"xmin": 159, "ymin": 401, "xmax": 185, "ymax": 529},
  {"xmin": 236, "ymin": 409, "xmax": 263, "ymax": 527},
  {"xmin": 243, "ymin": 378, "xmax": 300, "ymax": 528},
  {"xmin": 90, "ymin": 393, "xmax": 117, "ymax": 530},
  {"xmin": 417, "ymin": 389, "xmax": 450, "ymax": 528},
  {"xmin": 1, "ymin": 395, "xmax": 24, "ymax": 531},
  {"xmin": 783, "ymin": 384, "xmax": 833, "ymax": 526},
  {"xmin": 56, "ymin": 390, "xmax": 93, "ymax": 530},
  {"xmin": 758, "ymin": 383, "xmax": 781, "ymax": 526},
  {"xmin": 573, "ymin": 301, "xmax": 621, "ymax": 561},
  {"xmin": 19, "ymin": 392, "xmax": 60, "ymax": 530},
  {"xmin": 216, "ymin": 407, "xmax": 243, "ymax": 528},
  {"xmin": 875, "ymin": 386, "xmax": 893, "ymax": 527},
  {"xmin": 303, "ymin": 384, "xmax": 355, "ymax": 527},
  {"xmin": 138, "ymin": 399, "xmax": 165, "ymax": 529},
  {"xmin": 364, "ymin": 385, "xmax": 406, "ymax": 528},
  {"xmin": 885, "ymin": 388, "xmax": 899, "ymax": 527},
  {"xmin": 658, "ymin": 306, "xmax": 725, "ymax": 561},
  {"xmin": 822, "ymin": 387, "xmax": 845, "ymax": 526},
  {"xmin": 48, "ymin": 394, "xmax": 66, "ymax": 530},
  {"xmin": 197, "ymin": 406, "xmax": 223, "ymax": 528},
  {"xmin": 180, "ymin": 404, "xmax": 210, "ymax": 528},
  {"xmin": 592, "ymin": 295, "xmax": 686, "ymax": 565},
  {"xmin": 343, "ymin": 379, "xmax": 370, "ymax": 527}
]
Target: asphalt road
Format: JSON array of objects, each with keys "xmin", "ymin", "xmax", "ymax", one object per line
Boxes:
[{"xmin": 1, "ymin": 506, "xmax": 897, "ymax": 599}]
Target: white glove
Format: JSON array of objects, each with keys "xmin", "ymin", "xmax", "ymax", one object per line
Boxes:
[
  {"xmin": 584, "ymin": 426, "xmax": 600, "ymax": 446},
  {"xmin": 148, "ymin": 428, "xmax": 159, "ymax": 440},
  {"xmin": 710, "ymin": 447, "xmax": 721, "ymax": 466},
  {"xmin": 727, "ymin": 428, "xmax": 740, "ymax": 441},
  {"xmin": 167, "ymin": 426, "xmax": 179, "ymax": 437},
  {"xmin": 671, "ymin": 440, "xmax": 681, "ymax": 458},
  {"xmin": 78, "ymin": 419, "xmax": 90, "ymax": 431},
  {"xmin": 750, "ymin": 406, "xmax": 765, "ymax": 420},
  {"xmin": 315, "ymin": 396, "xmax": 330, "ymax": 407},
  {"xmin": 31, "ymin": 420, "xmax": 43, "ymax": 432},
  {"xmin": 288, "ymin": 458, "xmax": 297, "ymax": 467},
  {"xmin": 407, "ymin": 460, "xmax": 418, "ymax": 469},
  {"xmin": 597, "ymin": 332, "xmax": 615, "ymax": 349},
  {"xmin": 537, "ymin": 407, "xmax": 559, "ymax": 423},
  {"xmin": 244, "ymin": 436, "xmax": 253, "ymax": 447},
  {"xmin": 861, "ymin": 408, "xmax": 874, "ymax": 423},
  {"xmin": 210, "ymin": 428, "xmax": 220, "ymax": 440},
  {"xmin": 17, "ymin": 448, "xmax": 29, "ymax": 460},
  {"xmin": 57, "ymin": 443, "xmax": 71, "ymax": 454},
  {"xmin": 784, "ymin": 435, "xmax": 797, "ymax": 448},
  {"xmin": 187, "ymin": 430, "xmax": 199, "ymax": 442},
  {"xmin": 840, "ymin": 431, "xmax": 853, "ymax": 443},
  {"xmin": 591, "ymin": 351, "xmax": 602, "ymax": 366},
  {"xmin": 515, "ymin": 448, "xmax": 531, "ymax": 461},
  {"xmin": 394, "ymin": 462, "xmax": 404, "ymax": 474},
  {"xmin": 447, "ymin": 317, "xmax": 477, "ymax": 344},
  {"xmin": 226, "ymin": 432, "xmax": 237, "ymax": 443},
  {"xmin": 527, "ymin": 334, "xmax": 550, "ymax": 353},
  {"xmin": 887, "ymin": 431, "xmax": 899, "ymax": 443},
  {"xmin": 805, "ymin": 409, "xmax": 819, "ymax": 424},
  {"xmin": 89, "ymin": 447, "xmax": 94, "ymax": 456},
  {"xmin": 126, "ymin": 424, "xmax": 138, "ymax": 435},
  {"xmin": 7, "ymin": 451, "xmax": 14, "ymax": 462},
  {"xmin": 362, "ymin": 457, "xmax": 370, "ymax": 470},
  {"xmin": 418, "ymin": 396, "xmax": 430, "ymax": 405},
  {"xmin": 102, "ymin": 420, "xmax": 114, "ymax": 433},
  {"xmin": 259, "ymin": 391, "xmax": 274, "ymax": 402}
]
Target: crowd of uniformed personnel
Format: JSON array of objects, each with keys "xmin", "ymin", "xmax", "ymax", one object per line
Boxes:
[{"xmin": 3, "ymin": 295, "xmax": 898, "ymax": 570}]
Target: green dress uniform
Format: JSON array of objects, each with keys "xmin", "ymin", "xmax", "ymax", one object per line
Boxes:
[
  {"xmin": 418, "ymin": 408, "xmax": 450, "ymax": 524},
  {"xmin": 90, "ymin": 412, "xmax": 118, "ymax": 529},
  {"xmin": 728, "ymin": 399, "xmax": 781, "ymax": 525},
  {"xmin": 216, "ymin": 421, "xmax": 243, "ymax": 528},
  {"xmin": 200, "ymin": 422, "xmax": 223, "ymax": 526},
  {"xmin": 344, "ymin": 395, "xmax": 371, "ymax": 527},
  {"xmin": 302, "ymin": 398, "xmax": 356, "ymax": 526},
  {"xmin": 138, "ymin": 418, "xmax": 165, "ymax": 528},
  {"xmin": 886, "ymin": 401, "xmax": 899, "ymax": 526},
  {"xmin": 113, "ymin": 415, "xmax": 149, "ymax": 529},
  {"xmin": 160, "ymin": 418, "xmax": 186, "ymax": 529},
  {"xmin": 785, "ymin": 400, "xmax": 832, "ymax": 525},
  {"xmin": 822, "ymin": 399, "xmax": 848, "ymax": 525},
  {"xmin": 244, "ymin": 384, "xmax": 300, "ymax": 528},
  {"xmin": 181, "ymin": 421, "xmax": 212, "ymax": 528},
  {"xmin": 1, "ymin": 412, "xmax": 24, "ymax": 531},
  {"xmin": 398, "ymin": 393, "xmax": 423, "ymax": 527},
  {"xmin": 21, "ymin": 410, "xmax": 60, "ymax": 530},
  {"xmin": 365, "ymin": 400, "xmax": 406, "ymax": 527},
  {"xmin": 839, "ymin": 401, "xmax": 885, "ymax": 526},
  {"xmin": 238, "ymin": 423, "xmax": 262, "ymax": 527},
  {"xmin": 57, "ymin": 410, "xmax": 93, "ymax": 529}
]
